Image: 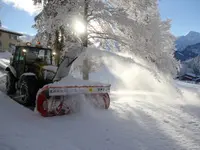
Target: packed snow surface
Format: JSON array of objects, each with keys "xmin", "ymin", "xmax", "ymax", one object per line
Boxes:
[{"xmin": 0, "ymin": 48, "xmax": 200, "ymax": 150}]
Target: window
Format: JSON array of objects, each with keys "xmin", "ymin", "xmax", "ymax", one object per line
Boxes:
[
  {"xmin": 24, "ymin": 47, "xmax": 52, "ymax": 65},
  {"xmin": 14, "ymin": 35, "xmax": 17, "ymax": 40},
  {"xmin": 9, "ymin": 43, "xmax": 15, "ymax": 48},
  {"xmin": 9, "ymin": 43, "xmax": 15, "ymax": 52},
  {"xmin": 14, "ymin": 48, "xmax": 20, "ymax": 61},
  {"xmin": 9, "ymin": 34, "xmax": 18, "ymax": 40},
  {"xmin": 36, "ymin": 49, "xmax": 52, "ymax": 64}
]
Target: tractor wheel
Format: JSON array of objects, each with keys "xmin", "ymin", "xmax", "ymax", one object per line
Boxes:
[
  {"xmin": 6, "ymin": 71, "xmax": 16, "ymax": 95},
  {"xmin": 19, "ymin": 77, "xmax": 38, "ymax": 106}
]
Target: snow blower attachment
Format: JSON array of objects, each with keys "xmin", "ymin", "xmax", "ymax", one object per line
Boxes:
[
  {"xmin": 36, "ymin": 48, "xmax": 111, "ymax": 117},
  {"xmin": 36, "ymin": 79, "xmax": 111, "ymax": 117}
]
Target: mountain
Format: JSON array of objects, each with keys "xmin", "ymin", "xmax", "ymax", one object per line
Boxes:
[
  {"xmin": 19, "ymin": 34, "xmax": 35, "ymax": 43},
  {"xmin": 176, "ymin": 31, "xmax": 200, "ymax": 51},
  {"xmin": 174, "ymin": 43, "xmax": 200, "ymax": 61}
]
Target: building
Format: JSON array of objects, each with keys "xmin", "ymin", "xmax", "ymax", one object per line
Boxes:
[{"xmin": 0, "ymin": 26, "xmax": 23, "ymax": 52}]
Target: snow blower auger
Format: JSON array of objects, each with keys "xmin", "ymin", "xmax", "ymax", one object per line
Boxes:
[{"xmin": 36, "ymin": 78, "xmax": 111, "ymax": 117}]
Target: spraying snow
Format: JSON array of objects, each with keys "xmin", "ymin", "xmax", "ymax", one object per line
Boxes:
[{"xmin": 70, "ymin": 48, "xmax": 178, "ymax": 96}]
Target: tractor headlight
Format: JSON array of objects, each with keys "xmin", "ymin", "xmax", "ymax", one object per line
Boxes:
[
  {"xmin": 52, "ymin": 52, "xmax": 56, "ymax": 56},
  {"xmin": 22, "ymin": 49, "xmax": 27, "ymax": 53}
]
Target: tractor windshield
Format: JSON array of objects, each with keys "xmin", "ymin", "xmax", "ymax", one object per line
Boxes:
[{"xmin": 23, "ymin": 47, "xmax": 52, "ymax": 65}]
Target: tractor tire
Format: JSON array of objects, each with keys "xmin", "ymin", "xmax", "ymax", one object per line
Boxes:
[
  {"xmin": 19, "ymin": 76, "xmax": 38, "ymax": 106},
  {"xmin": 6, "ymin": 71, "xmax": 16, "ymax": 95}
]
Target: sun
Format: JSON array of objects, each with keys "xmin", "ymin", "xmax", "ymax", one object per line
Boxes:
[{"xmin": 73, "ymin": 20, "xmax": 86, "ymax": 34}]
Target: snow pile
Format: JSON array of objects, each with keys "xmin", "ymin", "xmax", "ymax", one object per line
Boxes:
[
  {"xmin": 0, "ymin": 51, "xmax": 12, "ymax": 69},
  {"xmin": 0, "ymin": 51, "xmax": 12, "ymax": 59}
]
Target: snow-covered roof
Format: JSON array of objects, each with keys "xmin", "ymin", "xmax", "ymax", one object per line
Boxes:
[
  {"xmin": 182, "ymin": 72, "xmax": 200, "ymax": 79},
  {"xmin": 185, "ymin": 72, "xmax": 196, "ymax": 77},
  {"xmin": 184, "ymin": 58, "xmax": 193, "ymax": 63},
  {"xmin": 0, "ymin": 27, "xmax": 23, "ymax": 36}
]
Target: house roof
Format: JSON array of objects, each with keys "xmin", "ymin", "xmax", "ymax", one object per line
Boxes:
[{"xmin": 0, "ymin": 27, "xmax": 23, "ymax": 36}]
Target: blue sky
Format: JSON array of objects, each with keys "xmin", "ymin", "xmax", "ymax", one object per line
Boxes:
[
  {"xmin": 159, "ymin": 0, "xmax": 200, "ymax": 36},
  {"xmin": 0, "ymin": 0, "xmax": 200, "ymax": 36},
  {"xmin": 0, "ymin": 0, "xmax": 38, "ymax": 35}
]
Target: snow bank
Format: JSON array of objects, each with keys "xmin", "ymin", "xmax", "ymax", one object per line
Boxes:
[
  {"xmin": 0, "ymin": 51, "xmax": 12, "ymax": 69},
  {"xmin": 0, "ymin": 51, "xmax": 12, "ymax": 59}
]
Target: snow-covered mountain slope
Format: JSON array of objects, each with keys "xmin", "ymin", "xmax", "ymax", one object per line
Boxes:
[
  {"xmin": 176, "ymin": 31, "xmax": 200, "ymax": 51},
  {"xmin": 19, "ymin": 34, "xmax": 35, "ymax": 42},
  {"xmin": 174, "ymin": 42, "xmax": 200, "ymax": 61},
  {"xmin": 0, "ymin": 49, "xmax": 200, "ymax": 150}
]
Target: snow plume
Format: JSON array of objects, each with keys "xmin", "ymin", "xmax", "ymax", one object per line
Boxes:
[
  {"xmin": 2, "ymin": 0, "xmax": 42, "ymax": 15},
  {"xmin": 70, "ymin": 48, "xmax": 180, "ymax": 98}
]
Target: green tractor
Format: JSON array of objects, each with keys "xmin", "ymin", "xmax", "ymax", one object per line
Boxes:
[{"xmin": 5, "ymin": 43, "xmax": 57, "ymax": 106}]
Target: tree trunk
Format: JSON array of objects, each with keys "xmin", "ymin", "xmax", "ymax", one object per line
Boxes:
[
  {"xmin": 82, "ymin": 59, "xmax": 89, "ymax": 80},
  {"xmin": 82, "ymin": 0, "xmax": 89, "ymax": 80},
  {"xmin": 54, "ymin": 30, "xmax": 60, "ymax": 66},
  {"xmin": 83, "ymin": 0, "xmax": 88, "ymax": 47}
]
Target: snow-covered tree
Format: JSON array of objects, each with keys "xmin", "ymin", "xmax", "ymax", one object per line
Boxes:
[
  {"xmin": 33, "ymin": 0, "xmax": 179, "ymax": 77},
  {"xmin": 186, "ymin": 56, "xmax": 200, "ymax": 76},
  {"xmin": 33, "ymin": 0, "xmax": 130, "ymax": 48},
  {"xmin": 106, "ymin": 0, "xmax": 179, "ymax": 77},
  {"xmin": 33, "ymin": 0, "xmax": 133, "ymax": 70}
]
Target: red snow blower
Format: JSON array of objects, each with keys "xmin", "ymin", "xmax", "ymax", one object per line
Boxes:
[{"xmin": 35, "ymin": 48, "xmax": 111, "ymax": 117}]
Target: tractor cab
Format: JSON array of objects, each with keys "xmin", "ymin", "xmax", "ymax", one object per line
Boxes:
[
  {"xmin": 5, "ymin": 42, "xmax": 56, "ymax": 106},
  {"xmin": 11, "ymin": 45, "xmax": 53, "ymax": 79}
]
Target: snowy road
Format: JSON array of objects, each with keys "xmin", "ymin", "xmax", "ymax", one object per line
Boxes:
[{"xmin": 0, "ymin": 81, "xmax": 200, "ymax": 150}]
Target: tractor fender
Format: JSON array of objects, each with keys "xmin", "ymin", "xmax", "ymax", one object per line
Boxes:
[
  {"xmin": 19, "ymin": 73, "xmax": 38, "ymax": 88},
  {"xmin": 5, "ymin": 66, "xmax": 17, "ymax": 78},
  {"xmin": 19, "ymin": 73, "xmax": 37, "ymax": 82}
]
